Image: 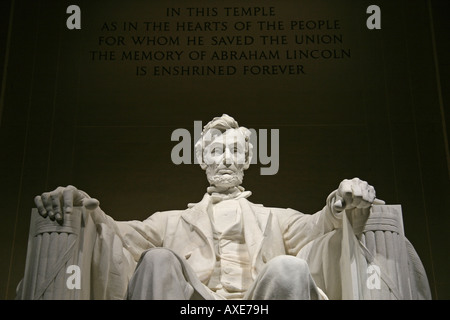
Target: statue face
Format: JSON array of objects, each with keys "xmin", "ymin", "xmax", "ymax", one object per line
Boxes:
[{"xmin": 203, "ymin": 129, "xmax": 247, "ymax": 189}]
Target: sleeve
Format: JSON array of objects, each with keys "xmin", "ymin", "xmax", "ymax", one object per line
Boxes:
[
  {"xmin": 90, "ymin": 208, "xmax": 168, "ymax": 261},
  {"xmin": 86, "ymin": 207, "xmax": 168, "ymax": 299},
  {"xmin": 281, "ymin": 191, "xmax": 343, "ymax": 256},
  {"xmin": 284, "ymin": 192, "xmax": 374, "ymax": 300}
]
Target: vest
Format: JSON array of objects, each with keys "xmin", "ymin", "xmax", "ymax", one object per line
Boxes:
[{"xmin": 207, "ymin": 199, "xmax": 253, "ymax": 299}]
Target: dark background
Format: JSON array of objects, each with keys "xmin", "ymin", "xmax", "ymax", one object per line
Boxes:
[{"xmin": 0, "ymin": 0, "xmax": 449, "ymax": 299}]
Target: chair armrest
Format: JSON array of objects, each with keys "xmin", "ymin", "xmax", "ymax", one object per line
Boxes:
[
  {"xmin": 358, "ymin": 205, "xmax": 431, "ymax": 299},
  {"xmin": 17, "ymin": 207, "xmax": 96, "ymax": 299}
]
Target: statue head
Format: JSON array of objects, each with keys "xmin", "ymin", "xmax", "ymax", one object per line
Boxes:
[{"xmin": 195, "ymin": 114, "xmax": 253, "ymax": 191}]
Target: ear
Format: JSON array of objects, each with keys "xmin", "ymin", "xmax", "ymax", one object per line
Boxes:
[{"xmin": 194, "ymin": 139, "xmax": 207, "ymax": 170}]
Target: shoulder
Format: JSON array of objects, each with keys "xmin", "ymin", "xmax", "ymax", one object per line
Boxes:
[
  {"xmin": 244, "ymin": 199, "xmax": 303, "ymax": 216},
  {"xmin": 143, "ymin": 209, "xmax": 185, "ymax": 222}
]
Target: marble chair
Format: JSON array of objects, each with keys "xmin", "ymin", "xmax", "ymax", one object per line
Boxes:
[{"xmin": 16, "ymin": 204, "xmax": 432, "ymax": 300}]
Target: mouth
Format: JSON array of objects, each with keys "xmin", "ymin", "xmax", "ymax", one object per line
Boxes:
[{"xmin": 217, "ymin": 169, "xmax": 235, "ymax": 175}]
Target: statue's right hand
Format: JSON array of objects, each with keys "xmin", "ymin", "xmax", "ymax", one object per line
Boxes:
[{"xmin": 34, "ymin": 185, "xmax": 99, "ymax": 222}]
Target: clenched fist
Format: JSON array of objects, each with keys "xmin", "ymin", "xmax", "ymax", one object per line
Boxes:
[{"xmin": 333, "ymin": 178, "xmax": 384, "ymax": 213}]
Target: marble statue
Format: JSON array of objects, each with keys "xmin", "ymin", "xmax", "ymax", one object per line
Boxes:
[{"xmin": 23, "ymin": 114, "xmax": 431, "ymax": 300}]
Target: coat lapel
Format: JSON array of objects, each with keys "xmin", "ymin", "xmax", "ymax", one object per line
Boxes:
[
  {"xmin": 239, "ymin": 198, "xmax": 272, "ymax": 277},
  {"xmin": 181, "ymin": 194, "xmax": 279, "ymax": 281},
  {"xmin": 182, "ymin": 195, "xmax": 272, "ymax": 261},
  {"xmin": 181, "ymin": 194, "xmax": 215, "ymax": 251}
]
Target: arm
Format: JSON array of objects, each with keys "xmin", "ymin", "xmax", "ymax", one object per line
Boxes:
[
  {"xmin": 33, "ymin": 185, "xmax": 166, "ymax": 261},
  {"xmin": 326, "ymin": 178, "xmax": 384, "ymax": 233},
  {"xmin": 282, "ymin": 178, "xmax": 382, "ymax": 255},
  {"xmin": 31, "ymin": 185, "xmax": 167, "ymax": 299}
]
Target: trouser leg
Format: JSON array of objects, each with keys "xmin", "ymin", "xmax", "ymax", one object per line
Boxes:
[
  {"xmin": 127, "ymin": 248, "xmax": 196, "ymax": 300},
  {"xmin": 245, "ymin": 255, "xmax": 323, "ymax": 300}
]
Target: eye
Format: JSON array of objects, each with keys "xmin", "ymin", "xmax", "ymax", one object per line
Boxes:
[{"xmin": 211, "ymin": 147, "xmax": 223, "ymax": 155}]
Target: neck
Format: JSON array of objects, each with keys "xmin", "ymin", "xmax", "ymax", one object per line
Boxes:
[
  {"xmin": 207, "ymin": 184, "xmax": 243, "ymax": 195},
  {"xmin": 207, "ymin": 185, "xmax": 252, "ymax": 203}
]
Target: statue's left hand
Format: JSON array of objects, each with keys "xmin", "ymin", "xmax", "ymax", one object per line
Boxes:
[{"xmin": 333, "ymin": 178, "xmax": 384, "ymax": 212}]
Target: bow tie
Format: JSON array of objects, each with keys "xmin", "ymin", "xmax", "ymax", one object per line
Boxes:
[{"xmin": 207, "ymin": 186, "xmax": 252, "ymax": 204}]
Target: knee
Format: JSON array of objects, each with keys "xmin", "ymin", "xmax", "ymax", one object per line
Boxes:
[
  {"xmin": 139, "ymin": 248, "xmax": 178, "ymax": 266},
  {"xmin": 253, "ymin": 256, "xmax": 319, "ymax": 300},
  {"xmin": 265, "ymin": 255, "xmax": 310, "ymax": 279},
  {"xmin": 268, "ymin": 255, "xmax": 308, "ymax": 269}
]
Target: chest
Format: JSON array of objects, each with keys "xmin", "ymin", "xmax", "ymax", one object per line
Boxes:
[{"xmin": 211, "ymin": 200, "xmax": 240, "ymax": 234}]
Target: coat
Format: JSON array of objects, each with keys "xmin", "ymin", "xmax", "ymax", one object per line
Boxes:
[{"xmin": 88, "ymin": 192, "xmax": 344, "ymax": 299}]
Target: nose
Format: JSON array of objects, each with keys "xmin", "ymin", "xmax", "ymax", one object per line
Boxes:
[{"xmin": 223, "ymin": 148, "xmax": 233, "ymax": 167}]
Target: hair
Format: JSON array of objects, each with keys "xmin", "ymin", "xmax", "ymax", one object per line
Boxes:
[{"xmin": 195, "ymin": 114, "xmax": 253, "ymax": 170}]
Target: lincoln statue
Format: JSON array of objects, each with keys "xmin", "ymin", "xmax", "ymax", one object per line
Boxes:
[{"xmin": 30, "ymin": 114, "xmax": 388, "ymax": 300}]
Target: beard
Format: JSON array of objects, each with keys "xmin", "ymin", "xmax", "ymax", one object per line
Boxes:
[{"xmin": 206, "ymin": 167, "xmax": 244, "ymax": 189}]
